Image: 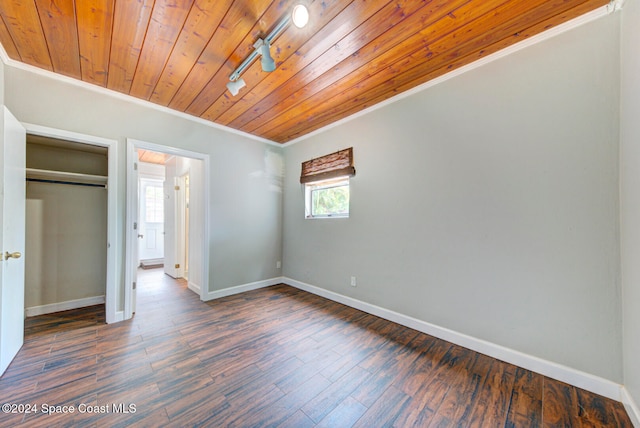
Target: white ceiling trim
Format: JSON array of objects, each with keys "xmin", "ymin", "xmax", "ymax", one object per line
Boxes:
[
  {"xmin": 0, "ymin": 4, "xmax": 616, "ymax": 148},
  {"xmin": 0, "ymin": 45, "xmax": 281, "ymax": 148},
  {"xmin": 283, "ymin": 4, "xmax": 613, "ymax": 147}
]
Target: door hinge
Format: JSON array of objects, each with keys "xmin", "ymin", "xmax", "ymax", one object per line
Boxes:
[
  {"xmin": 174, "ymin": 185, "xmax": 180, "ymax": 191},
  {"xmin": 133, "ymin": 222, "xmax": 138, "ymax": 230},
  {"xmin": 133, "ymin": 281, "xmax": 136, "ymax": 290},
  {"xmin": 175, "ymin": 264, "xmax": 180, "ymax": 269},
  {"xmin": 134, "ymin": 162, "xmax": 138, "ymax": 171}
]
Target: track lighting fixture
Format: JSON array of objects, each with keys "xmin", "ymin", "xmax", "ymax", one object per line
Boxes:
[
  {"xmin": 226, "ymin": 3, "xmax": 309, "ymax": 96},
  {"xmin": 258, "ymin": 39, "xmax": 276, "ymax": 72},
  {"xmin": 226, "ymin": 78, "xmax": 246, "ymax": 96}
]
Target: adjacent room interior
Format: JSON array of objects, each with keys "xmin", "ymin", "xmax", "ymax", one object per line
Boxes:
[{"xmin": 0, "ymin": 0, "xmax": 639, "ymax": 426}]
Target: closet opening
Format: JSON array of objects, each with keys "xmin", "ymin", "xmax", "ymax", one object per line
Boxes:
[{"xmin": 25, "ymin": 135, "xmax": 108, "ymax": 320}]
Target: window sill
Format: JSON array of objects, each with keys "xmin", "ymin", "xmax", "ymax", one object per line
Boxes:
[{"xmin": 305, "ymin": 215, "xmax": 349, "ymax": 220}]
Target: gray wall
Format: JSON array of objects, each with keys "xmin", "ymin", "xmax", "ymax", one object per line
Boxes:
[
  {"xmin": 621, "ymin": 0, "xmax": 640, "ymax": 409},
  {"xmin": 4, "ymin": 66, "xmax": 283, "ymax": 310},
  {"xmin": 283, "ymin": 15, "xmax": 622, "ymax": 381},
  {"xmin": 25, "ymin": 141, "xmax": 108, "ymax": 308}
]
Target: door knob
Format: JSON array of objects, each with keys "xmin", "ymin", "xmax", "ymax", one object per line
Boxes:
[
  {"xmin": 4, "ymin": 251, "xmax": 21, "ymax": 260},
  {"xmin": 138, "ymin": 234, "xmax": 144, "ymax": 239}
]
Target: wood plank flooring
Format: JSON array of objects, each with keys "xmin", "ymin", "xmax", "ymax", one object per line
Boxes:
[{"xmin": 0, "ymin": 269, "xmax": 633, "ymax": 427}]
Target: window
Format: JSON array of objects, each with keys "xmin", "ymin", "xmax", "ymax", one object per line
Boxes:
[
  {"xmin": 300, "ymin": 147, "xmax": 355, "ymax": 219},
  {"xmin": 144, "ymin": 184, "xmax": 164, "ymax": 223},
  {"xmin": 305, "ymin": 177, "xmax": 350, "ymax": 218}
]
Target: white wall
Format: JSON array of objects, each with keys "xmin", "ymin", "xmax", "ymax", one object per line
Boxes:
[
  {"xmin": 0, "ymin": 61, "xmax": 4, "ymax": 106},
  {"xmin": 283, "ymin": 15, "xmax": 622, "ymax": 381},
  {"xmin": 138, "ymin": 162, "xmax": 165, "ymax": 180},
  {"xmin": 621, "ymin": 0, "xmax": 640, "ymax": 413},
  {"xmin": 4, "ymin": 65, "xmax": 283, "ymax": 311}
]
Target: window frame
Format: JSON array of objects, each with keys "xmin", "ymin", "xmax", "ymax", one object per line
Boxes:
[
  {"xmin": 143, "ymin": 181, "xmax": 164, "ymax": 224},
  {"xmin": 304, "ymin": 176, "xmax": 350, "ymax": 219}
]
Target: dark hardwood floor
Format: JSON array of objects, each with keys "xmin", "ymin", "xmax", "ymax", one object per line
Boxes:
[{"xmin": 0, "ymin": 269, "xmax": 633, "ymax": 427}]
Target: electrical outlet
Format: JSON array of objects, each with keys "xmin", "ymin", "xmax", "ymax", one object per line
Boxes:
[
  {"xmin": 350, "ymin": 276, "xmax": 357, "ymax": 287},
  {"xmin": 276, "ymin": 261, "xmax": 281, "ymax": 269}
]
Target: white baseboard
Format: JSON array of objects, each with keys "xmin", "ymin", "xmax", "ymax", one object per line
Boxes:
[
  {"xmin": 140, "ymin": 258, "xmax": 164, "ymax": 267},
  {"xmin": 188, "ymin": 281, "xmax": 201, "ymax": 295},
  {"xmin": 283, "ymin": 277, "xmax": 623, "ymax": 402},
  {"xmin": 202, "ymin": 277, "xmax": 283, "ymax": 301},
  {"xmin": 26, "ymin": 295, "xmax": 106, "ymax": 317},
  {"xmin": 622, "ymin": 387, "xmax": 640, "ymax": 427}
]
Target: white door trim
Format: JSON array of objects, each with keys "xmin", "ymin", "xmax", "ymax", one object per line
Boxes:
[
  {"xmin": 22, "ymin": 123, "xmax": 120, "ymax": 323},
  {"xmin": 124, "ymin": 139, "xmax": 210, "ymax": 319}
]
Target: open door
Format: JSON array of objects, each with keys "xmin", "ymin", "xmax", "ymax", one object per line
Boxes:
[
  {"xmin": 0, "ymin": 106, "xmax": 26, "ymax": 376},
  {"xmin": 124, "ymin": 143, "xmax": 139, "ymax": 318},
  {"xmin": 139, "ymin": 179, "xmax": 164, "ymax": 264},
  {"xmin": 163, "ymin": 158, "xmax": 178, "ymax": 278}
]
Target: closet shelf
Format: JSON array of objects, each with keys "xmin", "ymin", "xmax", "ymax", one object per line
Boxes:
[{"xmin": 26, "ymin": 168, "xmax": 108, "ymax": 186}]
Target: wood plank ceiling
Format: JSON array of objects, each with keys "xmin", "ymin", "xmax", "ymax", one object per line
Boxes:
[
  {"xmin": 137, "ymin": 149, "xmax": 171, "ymax": 165},
  {"xmin": 0, "ymin": 0, "xmax": 609, "ymax": 144}
]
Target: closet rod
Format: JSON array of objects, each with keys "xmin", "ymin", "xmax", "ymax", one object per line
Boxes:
[{"xmin": 26, "ymin": 178, "xmax": 106, "ymax": 188}]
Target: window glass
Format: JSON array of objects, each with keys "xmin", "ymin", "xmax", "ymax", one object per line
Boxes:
[
  {"xmin": 305, "ymin": 177, "xmax": 349, "ymax": 218},
  {"xmin": 145, "ymin": 184, "xmax": 164, "ymax": 223}
]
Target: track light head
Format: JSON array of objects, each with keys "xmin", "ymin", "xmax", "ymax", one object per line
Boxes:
[
  {"xmin": 226, "ymin": 78, "xmax": 246, "ymax": 96},
  {"xmin": 260, "ymin": 40, "xmax": 276, "ymax": 72}
]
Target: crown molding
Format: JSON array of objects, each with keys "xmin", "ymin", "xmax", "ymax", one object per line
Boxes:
[
  {"xmin": 0, "ymin": 4, "xmax": 615, "ymax": 149},
  {"xmin": 0, "ymin": 46, "xmax": 281, "ymax": 148},
  {"xmin": 283, "ymin": 4, "xmax": 612, "ymax": 147}
]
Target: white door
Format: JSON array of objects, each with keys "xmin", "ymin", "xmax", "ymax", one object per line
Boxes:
[
  {"xmin": 175, "ymin": 175, "xmax": 186, "ymax": 279},
  {"xmin": 0, "ymin": 107, "xmax": 26, "ymax": 376},
  {"xmin": 125, "ymin": 147, "xmax": 139, "ymax": 317},
  {"xmin": 139, "ymin": 179, "xmax": 164, "ymax": 262},
  {"xmin": 163, "ymin": 158, "xmax": 177, "ymax": 278}
]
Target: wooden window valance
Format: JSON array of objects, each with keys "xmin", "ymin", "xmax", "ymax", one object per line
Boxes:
[{"xmin": 300, "ymin": 147, "xmax": 356, "ymax": 184}]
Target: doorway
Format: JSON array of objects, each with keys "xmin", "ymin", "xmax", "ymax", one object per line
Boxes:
[
  {"xmin": 124, "ymin": 139, "xmax": 209, "ymax": 320},
  {"xmin": 138, "ymin": 162, "xmax": 165, "ymax": 269}
]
